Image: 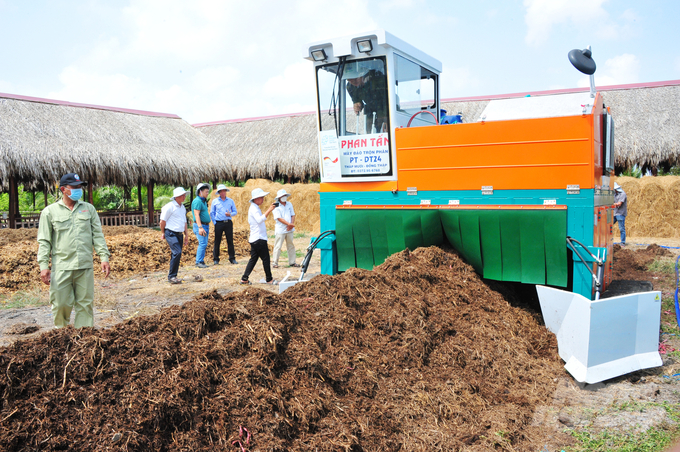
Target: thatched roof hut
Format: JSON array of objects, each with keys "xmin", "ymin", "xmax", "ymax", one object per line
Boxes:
[
  {"xmin": 0, "ymin": 92, "xmax": 227, "ymax": 189},
  {"xmin": 196, "ymin": 80, "xmax": 680, "ymax": 177},
  {"xmin": 195, "ymin": 113, "xmax": 319, "ymax": 181}
]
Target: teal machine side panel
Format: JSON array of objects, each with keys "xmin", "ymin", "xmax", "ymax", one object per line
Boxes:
[{"xmin": 320, "ymin": 189, "xmax": 597, "ymax": 299}]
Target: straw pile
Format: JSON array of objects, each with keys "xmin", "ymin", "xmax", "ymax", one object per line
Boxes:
[
  {"xmin": 613, "ymin": 176, "xmax": 680, "ymax": 238},
  {"xmin": 209, "ymin": 179, "xmax": 320, "ymax": 233},
  {"xmin": 0, "ymin": 226, "xmax": 255, "ymax": 293},
  {"xmin": 0, "ymin": 247, "xmax": 563, "ymax": 451}
]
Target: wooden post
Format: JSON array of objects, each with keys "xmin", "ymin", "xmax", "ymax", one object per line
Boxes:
[
  {"xmin": 123, "ymin": 186, "xmax": 129, "ymax": 212},
  {"xmin": 137, "ymin": 181, "xmax": 143, "ymax": 211},
  {"xmin": 88, "ymin": 183, "xmax": 94, "ymax": 204},
  {"xmin": 43, "ymin": 187, "xmax": 48, "ymax": 208},
  {"xmin": 8, "ymin": 176, "xmax": 17, "ymax": 229},
  {"xmin": 147, "ymin": 181, "xmax": 154, "ymax": 227},
  {"xmin": 32, "ymin": 191, "xmax": 36, "ymax": 211}
]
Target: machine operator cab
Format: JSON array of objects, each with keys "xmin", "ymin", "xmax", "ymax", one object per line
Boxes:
[{"xmin": 305, "ymin": 30, "xmax": 442, "ymax": 183}]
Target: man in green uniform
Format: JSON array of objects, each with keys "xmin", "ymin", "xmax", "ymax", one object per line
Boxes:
[{"xmin": 37, "ymin": 173, "xmax": 111, "ymax": 328}]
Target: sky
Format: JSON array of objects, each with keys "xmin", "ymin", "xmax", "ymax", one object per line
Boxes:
[{"xmin": 0, "ymin": 0, "xmax": 678, "ymax": 125}]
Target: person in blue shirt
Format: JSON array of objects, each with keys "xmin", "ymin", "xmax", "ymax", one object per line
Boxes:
[
  {"xmin": 191, "ymin": 183, "xmax": 212, "ymax": 268},
  {"xmin": 210, "ymin": 184, "xmax": 238, "ymax": 265}
]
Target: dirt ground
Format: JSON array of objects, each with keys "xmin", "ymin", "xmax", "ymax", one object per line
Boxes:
[{"xmin": 1, "ymin": 234, "xmax": 680, "ymax": 450}]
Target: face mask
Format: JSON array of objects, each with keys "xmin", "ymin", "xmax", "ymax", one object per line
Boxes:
[
  {"xmin": 280, "ymin": 196, "xmax": 287, "ymax": 203},
  {"xmin": 67, "ymin": 188, "xmax": 83, "ymax": 201}
]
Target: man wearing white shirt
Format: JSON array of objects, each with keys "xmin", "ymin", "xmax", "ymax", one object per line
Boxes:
[
  {"xmin": 240, "ymin": 188, "xmax": 277, "ymax": 285},
  {"xmin": 159, "ymin": 187, "xmax": 189, "ymax": 284},
  {"xmin": 272, "ymin": 188, "xmax": 298, "ymax": 268}
]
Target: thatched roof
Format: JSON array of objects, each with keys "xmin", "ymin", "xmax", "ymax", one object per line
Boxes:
[
  {"xmin": 602, "ymin": 83, "xmax": 680, "ymax": 170},
  {"xmin": 195, "ymin": 113, "xmax": 319, "ymax": 180},
  {"xmin": 197, "ymin": 80, "xmax": 680, "ymax": 175},
  {"xmin": 0, "ymin": 93, "xmax": 227, "ymax": 188}
]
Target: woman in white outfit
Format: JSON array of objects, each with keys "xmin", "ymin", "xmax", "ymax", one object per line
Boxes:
[{"xmin": 272, "ymin": 188, "xmax": 298, "ymax": 268}]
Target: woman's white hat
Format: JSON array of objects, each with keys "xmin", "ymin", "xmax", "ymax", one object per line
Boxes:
[
  {"xmin": 196, "ymin": 182, "xmax": 210, "ymax": 192},
  {"xmin": 173, "ymin": 187, "xmax": 187, "ymax": 198},
  {"xmin": 275, "ymin": 188, "xmax": 291, "ymax": 200},
  {"xmin": 614, "ymin": 182, "xmax": 622, "ymax": 191},
  {"xmin": 216, "ymin": 184, "xmax": 229, "ymax": 192},
  {"xmin": 250, "ymin": 187, "xmax": 269, "ymax": 201}
]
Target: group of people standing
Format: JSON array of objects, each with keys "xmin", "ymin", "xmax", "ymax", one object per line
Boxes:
[{"xmin": 158, "ymin": 183, "xmax": 298, "ymax": 285}]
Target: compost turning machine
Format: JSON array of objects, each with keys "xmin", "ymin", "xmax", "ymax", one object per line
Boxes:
[{"xmin": 298, "ymin": 30, "xmax": 662, "ymax": 384}]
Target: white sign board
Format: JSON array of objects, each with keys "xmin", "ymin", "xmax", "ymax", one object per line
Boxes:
[{"xmin": 319, "ymin": 131, "xmax": 391, "ymax": 182}]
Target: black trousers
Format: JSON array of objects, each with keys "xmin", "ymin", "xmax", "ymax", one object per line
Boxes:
[
  {"xmin": 165, "ymin": 230, "xmax": 183, "ymax": 280},
  {"xmin": 212, "ymin": 220, "xmax": 235, "ymax": 262},
  {"xmin": 242, "ymin": 239, "xmax": 272, "ymax": 282}
]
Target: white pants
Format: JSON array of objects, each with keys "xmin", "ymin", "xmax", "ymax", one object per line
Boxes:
[{"xmin": 273, "ymin": 232, "xmax": 296, "ymax": 265}]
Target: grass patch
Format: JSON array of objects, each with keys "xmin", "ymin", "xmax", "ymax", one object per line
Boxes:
[
  {"xmin": 567, "ymin": 402, "xmax": 680, "ymax": 451},
  {"xmin": 0, "ymin": 287, "xmax": 48, "ymax": 309},
  {"xmin": 281, "ymin": 250, "xmax": 306, "ymax": 259},
  {"xmin": 649, "ymin": 259, "xmax": 676, "ymax": 275},
  {"xmin": 568, "ymin": 427, "xmax": 675, "ymax": 452}
]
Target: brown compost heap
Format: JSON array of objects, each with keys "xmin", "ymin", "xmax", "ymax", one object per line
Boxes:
[{"xmin": 0, "ymin": 247, "xmax": 563, "ymax": 451}]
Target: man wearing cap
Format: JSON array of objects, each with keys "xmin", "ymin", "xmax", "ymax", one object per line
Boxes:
[
  {"xmin": 613, "ymin": 182, "xmax": 628, "ymax": 246},
  {"xmin": 192, "ymin": 183, "xmax": 212, "ymax": 268},
  {"xmin": 160, "ymin": 187, "xmax": 189, "ymax": 284},
  {"xmin": 37, "ymin": 173, "xmax": 111, "ymax": 328},
  {"xmin": 272, "ymin": 188, "xmax": 298, "ymax": 268},
  {"xmin": 240, "ymin": 188, "xmax": 277, "ymax": 285},
  {"xmin": 210, "ymin": 184, "xmax": 238, "ymax": 265}
]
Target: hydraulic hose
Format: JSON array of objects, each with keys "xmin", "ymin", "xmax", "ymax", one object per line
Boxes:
[{"xmin": 299, "ymin": 230, "xmax": 335, "ymax": 281}]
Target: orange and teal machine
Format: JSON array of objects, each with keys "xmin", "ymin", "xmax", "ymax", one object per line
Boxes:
[{"xmin": 304, "ymin": 31, "xmax": 661, "ymax": 383}]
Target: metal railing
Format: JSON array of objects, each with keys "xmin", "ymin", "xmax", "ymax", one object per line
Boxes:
[{"xmin": 0, "ymin": 211, "xmax": 160, "ymax": 229}]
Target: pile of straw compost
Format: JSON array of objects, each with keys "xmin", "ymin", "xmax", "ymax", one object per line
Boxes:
[
  {"xmin": 614, "ymin": 175, "xmax": 680, "ymax": 238},
  {"xmin": 209, "ymin": 179, "xmax": 320, "ymax": 234},
  {"xmin": 0, "ymin": 247, "xmax": 563, "ymax": 451},
  {"xmin": 0, "ymin": 226, "xmax": 255, "ymax": 293}
]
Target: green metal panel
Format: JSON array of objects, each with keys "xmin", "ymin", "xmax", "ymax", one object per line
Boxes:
[
  {"xmin": 519, "ymin": 212, "xmax": 546, "ymax": 284},
  {"xmin": 334, "ymin": 207, "xmax": 568, "ymax": 287},
  {"xmin": 459, "ymin": 213, "xmax": 483, "ymax": 273},
  {"xmin": 544, "ymin": 210, "xmax": 568, "ymax": 287},
  {"xmin": 385, "ymin": 210, "xmax": 408, "ymax": 256},
  {"xmin": 368, "ymin": 212, "xmax": 389, "ymax": 266},
  {"xmin": 352, "ymin": 212, "xmax": 374, "ymax": 269},
  {"xmin": 500, "ymin": 212, "xmax": 522, "ymax": 281},
  {"xmin": 335, "ymin": 209, "xmax": 356, "ymax": 271},
  {"xmin": 403, "ymin": 210, "xmax": 425, "ymax": 252},
  {"xmin": 478, "ymin": 211, "xmax": 503, "ymax": 281},
  {"xmin": 422, "ymin": 210, "xmax": 444, "ymax": 247},
  {"xmin": 440, "ymin": 210, "xmax": 463, "ymax": 251}
]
